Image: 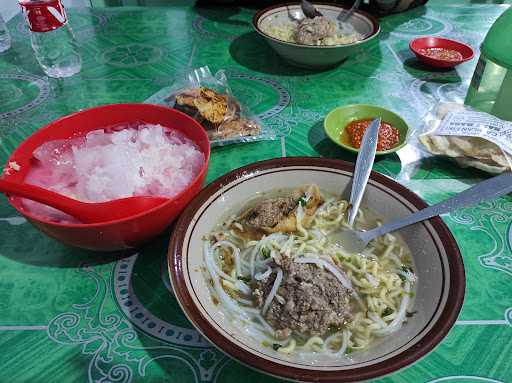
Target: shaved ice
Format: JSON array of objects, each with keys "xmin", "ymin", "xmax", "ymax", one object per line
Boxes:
[{"xmin": 24, "ymin": 124, "xmax": 205, "ymax": 223}]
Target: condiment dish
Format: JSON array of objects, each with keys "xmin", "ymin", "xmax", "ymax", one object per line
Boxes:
[
  {"xmin": 410, "ymin": 37, "xmax": 474, "ymax": 68},
  {"xmin": 324, "ymin": 104, "xmax": 409, "ymax": 155}
]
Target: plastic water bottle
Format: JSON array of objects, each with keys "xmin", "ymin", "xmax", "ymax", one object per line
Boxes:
[
  {"xmin": 0, "ymin": 14, "xmax": 11, "ymax": 53},
  {"xmin": 19, "ymin": 0, "xmax": 81, "ymax": 78}
]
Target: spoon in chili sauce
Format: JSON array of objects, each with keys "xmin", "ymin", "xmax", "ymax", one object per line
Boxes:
[{"xmin": 347, "ymin": 118, "xmax": 381, "ymax": 226}]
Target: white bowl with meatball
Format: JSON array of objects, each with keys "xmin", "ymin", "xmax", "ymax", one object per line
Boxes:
[
  {"xmin": 168, "ymin": 157, "xmax": 465, "ymax": 382},
  {"xmin": 253, "ymin": 3, "xmax": 380, "ymax": 69}
]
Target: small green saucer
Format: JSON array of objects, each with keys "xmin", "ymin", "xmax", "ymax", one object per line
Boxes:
[{"xmin": 324, "ymin": 104, "xmax": 410, "ymax": 155}]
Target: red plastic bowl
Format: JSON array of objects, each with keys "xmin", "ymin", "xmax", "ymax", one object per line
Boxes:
[
  {"xmin": 409, "ymin": 37, "xmax": 474, "ymax": 68},
  {"xmin": 2, "ymin": 104, "xmax": 210, "ymax": 251}
]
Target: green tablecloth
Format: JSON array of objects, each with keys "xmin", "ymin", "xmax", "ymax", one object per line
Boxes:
[{"xmin": 1, "ymin": 1, "xmax": 511, "ymax": 382}]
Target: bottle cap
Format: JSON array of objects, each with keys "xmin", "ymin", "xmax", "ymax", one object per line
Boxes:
[{"xmin": 19, "ymin": 0, "xmax": 67, "ymax": 33}]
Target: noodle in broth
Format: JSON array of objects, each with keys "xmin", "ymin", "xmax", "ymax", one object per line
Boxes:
[{"xmin": 204, "ymin": 185, "xmax": 416, "ymax": 356}]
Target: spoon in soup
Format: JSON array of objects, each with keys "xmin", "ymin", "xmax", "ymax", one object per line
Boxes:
[
  {"xmin": 0, "ymin": 179, "xmax": 168, "ymax": 224},
  {"xmin": 334, "ymin": 172, "xmax": 512, "ymax": 253}
]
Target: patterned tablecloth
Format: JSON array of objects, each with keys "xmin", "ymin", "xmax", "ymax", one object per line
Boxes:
[{"xmin": 1, "ymin": 1, "xmax": 511, "ymax": 382}]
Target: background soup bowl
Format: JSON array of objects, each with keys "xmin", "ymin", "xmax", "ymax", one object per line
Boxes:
[
  {"xmin": 253, "ymin": 3, "xmax": 380, "ymax": 69},
  {"xmin": 169, "ymin": 157, "xmax": 465, "ymax": 382},
  {"xmin": 2, "ymin": 104, "xmax": 210, "ymax": 251}
]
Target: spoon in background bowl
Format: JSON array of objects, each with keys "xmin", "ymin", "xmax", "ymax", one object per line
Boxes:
[
  {"xmin": 337, "ymin": 0, "xmax": 361, "ymax": 34},
  {"xmin": 0, "ymin": 179, "xmax": 168, "ymax": 224},
  {"xmin": 301, "ymin": 0, "xmax": 322, "ymax": 18},
  {"xmin": 338, "ymin": 0, "xmax": 361, "ymax": 23},
  {"xmin": 334, "ymin": 171, "xmax": 512, "ymax": 253},
  {"xmin": 301, "ymin": 1, "xmax": 359, "ymax": 35}
]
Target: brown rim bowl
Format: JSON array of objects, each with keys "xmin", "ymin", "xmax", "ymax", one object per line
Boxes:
[{"xmin": 168, "ymin": 157, "xmax": 465, "ymax": 382}]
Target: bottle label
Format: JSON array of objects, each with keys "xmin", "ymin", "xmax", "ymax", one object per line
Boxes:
[
  {"xmin": 19, "ymin": 0, "xmax": 67, "ymax": 33},
  {"xmin": 437, "ymin": 110, "xmax": 512, "ymax": 155}
]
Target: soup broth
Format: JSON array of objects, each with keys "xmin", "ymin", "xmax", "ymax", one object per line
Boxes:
[{"xmin": 203, "ymin": 185, "xmax": 416, "ymax": 357}]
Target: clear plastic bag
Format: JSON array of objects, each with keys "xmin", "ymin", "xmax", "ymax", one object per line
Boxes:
[
  {"xmin": 144, "ymin": 66, "xmax": 282, "ymax": 147},
  {"xmin": 397, "ymin": 102, "xmax": 512, "ymax": 180}
]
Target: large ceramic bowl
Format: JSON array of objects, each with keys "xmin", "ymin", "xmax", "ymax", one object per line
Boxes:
[
  {"xmin": 253, "ymin": 3, "xmax": 380, "ymax": 69},
  {"xmin": 169, "ymin": 158, "xmax": 465, "ymax": 382},
  {"xmin": 3, "ymin": 104, "xmax": 210, "ymax": 251}
]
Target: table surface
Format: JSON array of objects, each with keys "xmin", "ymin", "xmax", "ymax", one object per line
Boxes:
[{"xmin": 1, "ymin": 1, "xmax": 512, "ymax": 382}]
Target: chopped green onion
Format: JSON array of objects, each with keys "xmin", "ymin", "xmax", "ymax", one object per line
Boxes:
[
  {"xmin": 237, "ymin": 276, "xmax": 251, "ymax": 283},
  {"xmin": 261, "ymin": 247, "xmax": 271, "ymax": 259},
  {"xmin": 346, "ymin": 347, "xmax": 353, "ymax": 354},
  {"xmin": 272, "ymin": 343, "xmax": 282, "ymax": 351},
  {"xmin": 382, "ymin": 307, "xmax": 393, "ymax": 317},
  {"xmin": 298, "ymin": 196, "xmax": 307, "ymax": 206}
]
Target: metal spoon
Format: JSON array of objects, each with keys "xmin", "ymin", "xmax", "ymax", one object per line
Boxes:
[
  {"xmin": 347, "ymin": 118, "xmax": 381, "ymax": 226},
  {"xmin": 301, "ymin": 0, "xmax": 322, "ymax": 19},
  {"xmin": 0, "ymin": 179, "xmax": 168, "ymax": 224},
  {"xmin": 333, "ymin": 172, "xmax": 512, "ymax": 253}
]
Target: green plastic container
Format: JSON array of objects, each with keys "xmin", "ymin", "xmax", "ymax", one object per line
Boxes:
[{"xmin": 465, "ymin": 7, "xmax": 512, "ymax": 121}]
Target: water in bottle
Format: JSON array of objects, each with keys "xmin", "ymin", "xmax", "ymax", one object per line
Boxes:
[
  {"xmin": 19, "ymin": 0, "xmax": 81, "ymax": 78},
  {"xmin": 0, "ymin": 14, "xmax": 11, "ymax": 53}
]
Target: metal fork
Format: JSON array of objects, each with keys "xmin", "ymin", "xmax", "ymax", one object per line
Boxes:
[{"xmin": 338, "ymin": 0, "xmax": 362, "ymax": 23}]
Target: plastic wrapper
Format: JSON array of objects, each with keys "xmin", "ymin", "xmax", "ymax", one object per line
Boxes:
[
  {"xmin": 145, "ymin": 66, "xmax": 280, "ymax": 147},
  {"xmin": 397, "ymin": 102, "xmax": 512, "ymax": 180}
]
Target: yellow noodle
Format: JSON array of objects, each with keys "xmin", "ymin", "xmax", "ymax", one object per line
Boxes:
[{"xmin": 209, "ymin": 190, "xmax": 416, "ymax": 357}]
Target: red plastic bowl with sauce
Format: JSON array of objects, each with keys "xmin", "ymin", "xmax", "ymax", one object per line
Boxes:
[
  {"xmin": 410, "ymin": 37, "xmax": 474, "ymax": 68},
  {"xmin": 2, "ymin": 104, "xmax": 210, "ymax": 251}
]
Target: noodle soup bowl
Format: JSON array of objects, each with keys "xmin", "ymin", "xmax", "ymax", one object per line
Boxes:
[
  {"xmin": 169, "ymin": 158, "xmax": 465, "ymax": 382},
  {"xmin": 253, "ymin": 4, "xmax": 380, "ymax": 69}
]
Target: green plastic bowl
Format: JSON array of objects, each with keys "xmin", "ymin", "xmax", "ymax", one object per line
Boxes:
[{"xmin": 324, "ymin": 104, "xmax": 410, "ymax": 155}]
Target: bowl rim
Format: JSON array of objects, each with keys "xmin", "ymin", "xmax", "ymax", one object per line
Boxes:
[
  {"xmin": 409, "ymin": 36, "xmax": 474, "ymax": 64},
  {"xmin": 4, "ymin": 103, "xmax": 211, "ymax": 228},
  {"xmin": 252, "ymin": 2, "xmax": 381, "ymax": 49},
  {"xmin": 168, "ymin": 157, "xmax": 466, "ymax": 383},
  {"xmin": 323, "ymin": 104, "xmax": 410, "ymax": 155}
]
